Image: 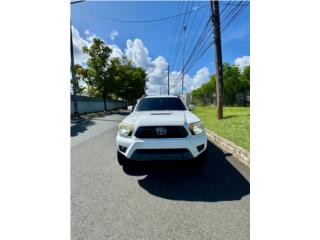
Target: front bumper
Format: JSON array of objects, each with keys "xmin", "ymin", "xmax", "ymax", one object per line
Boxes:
[{"xmin": 116, "ymin": 133, "xmax": 207, "ymax": 161}]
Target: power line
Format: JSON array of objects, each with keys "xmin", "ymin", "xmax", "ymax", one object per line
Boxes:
[
  {"xmin": 220, "ymin": 1, "xmax": 249, "ymax": 6},
  {"xmin": 221, "ymin": 1, "xmax": 248, "ymax": 32},
  {"xmin": 184, "ymin": 1, "xmax": 205, "ymax": 49},
  {"xmin": 171, "ymin": 2, "xmax": 223, "ymax": 87},
  {"xmin": 188, "ymin": 1, "xmax": 248, "ymax": 68},
  {"xmin": 171, "ymin": 4, "xmax": 212, "ymax": 88},
  {"xmin": 171, "ymin": 0, "xmax": 249, "ymax": 90},
  {"xmin": 220, "ymin": 1, "xmax": 242, "ymax": 30},
  {"xmin": 71, "ymin": 0, "xmax": 85, "ymax": 5},
  {"xmin": 181, "ymin": 4, "xmax": 210, "ymax": 69},
  {"xmin": 167, "ymin": 0, "xmax": 184, "ymax": 66},
  {"xmin": 78, "ymin": 4, "xmax": 207, "ymax": 23},
  {"xmin": 173, "ymin": 1, "xmax": 200, "ymax": 72},
  {"xmin": 170, "ymin": 1, "xmax": 193, "ymax": 72},
  {"xmin": 171, "ymin": 18, "xmax": 212, "ymax": 88},
  {"xmin": 168, "ymin": 1, "xmax": 187, "ymax": 70}
]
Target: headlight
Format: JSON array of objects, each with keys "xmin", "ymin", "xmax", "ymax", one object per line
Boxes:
[
  {"xmin": 189, "ymin": 122, "xmax": 204, "ymax": 135},
  {"xmin": 118, "ymin": 123, "xmax": 134, "ymax": 137}
]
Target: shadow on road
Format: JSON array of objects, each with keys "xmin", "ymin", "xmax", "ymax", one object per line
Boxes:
[
  {"xmin": 122, "ymin": 141, "xmax": 250, "ymax": 202},
  {"xmin": 71, "ymin": 119, "xmax": 95, "ymax": 137},
  {"xmin": 112, "ymin": 110, "xmax": 130, "ymax": 116},
  {"xmin": 90, "ymin": 110, "xmax": 130, "ymax": 117},
  {"xmin": 70, "ymin": 110, "xmax": 129, "ymax": 137}
]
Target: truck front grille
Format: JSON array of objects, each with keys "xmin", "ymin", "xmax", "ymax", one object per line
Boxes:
[{"xmin": 135, "ymin": 126, "xmax": 188, "ymax": 139}]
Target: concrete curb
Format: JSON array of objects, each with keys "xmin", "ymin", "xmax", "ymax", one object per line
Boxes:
[{"xmin": 205, "ymin": 129, "xmax": 250, "ymax": 167}]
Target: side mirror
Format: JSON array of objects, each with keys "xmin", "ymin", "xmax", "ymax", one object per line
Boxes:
[
  {"xmin": 188, "ymin": 104, "xmax": 195, "ymax": 111},
  {"xmin": 127, "ymin": 105, "xmax": 133, "ymax": 112}
]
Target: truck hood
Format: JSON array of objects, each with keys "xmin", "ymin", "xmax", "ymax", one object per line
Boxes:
[{"xmin": 122, "ymin": 111, "xmax": 200, "ymax": 127}]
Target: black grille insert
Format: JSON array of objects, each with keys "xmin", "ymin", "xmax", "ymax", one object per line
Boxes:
[
  {"xmin": 131, "ymin": 148, "xmax": 193, "ymax": 161},
  {"xmin": 135, "ymin": 126, "xmax": 188, "ymax": 138}
]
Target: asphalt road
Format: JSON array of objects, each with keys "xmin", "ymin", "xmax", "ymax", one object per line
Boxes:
[{"xmin": 71, "ymin": 112, "xmax": 250, "ymax": 240}]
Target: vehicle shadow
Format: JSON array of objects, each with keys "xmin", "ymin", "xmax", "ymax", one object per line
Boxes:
[{"xmin": 122, "ymin": 141, "xmax": 250, "ymax": 202}]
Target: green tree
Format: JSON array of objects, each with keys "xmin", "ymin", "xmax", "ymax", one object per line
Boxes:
[
  {"xmin": 106, "ymin": 58, "xmax": 123, "ymax": 99},
  {"xmin": 240, "ymin": 66, "xmax": 250, "ymax": 95},
  {"xmin": 77, "ymin": 67, "xmax": 97, "ymax": 97},
  {"xmin": 110, "ymin": 57, "xmax": 147, "ymax": 106},
  {"xmin": 83, "ymin": 38, "xmax": 112, "ymax": 110},
  {"xmin": 80, "ymin": 37, "xmax": 147, "ymax": 106},
  {"xmin": 192, "ymin": 63, "xmax": 250, "ymax": 106},
  {"xmin": 71, "ymin": 64, "xmax": 85, "ymax": 95},
  {"xmin": 223, "ymin": 63, "xmax": 241, "ymax": 105},
  {"xmin": 192, "ymin": 75, "xmax": 215, "ymax": 105}
]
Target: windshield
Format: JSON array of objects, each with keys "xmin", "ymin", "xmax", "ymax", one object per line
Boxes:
[{"xmin": 136, "ymin": 97, "xmax": 187, "ymax": 111}]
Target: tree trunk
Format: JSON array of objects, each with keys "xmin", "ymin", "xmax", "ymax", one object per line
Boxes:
[{"xmin": 103, "ymin": 95, "xmax": 107, "ymax": 111}]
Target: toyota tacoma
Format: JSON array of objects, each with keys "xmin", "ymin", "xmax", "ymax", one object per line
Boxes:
[{"xmin": 116, "ymin": 95, "xmax": 207, "ymax": 165}]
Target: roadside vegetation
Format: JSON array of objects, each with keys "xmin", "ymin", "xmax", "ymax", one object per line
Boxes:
[
  {"xmin": 193, "ymin": 106, "xmax": 250, "ymax": 150},
  {"xmin": 191, "ymin": 63, "xmax": 250, "ymax": 150},
  {"xmin": 192, "ymin": 63, "xmax": 250, "ymax": 106},
  {"xmin": 72, "ymin": 37, "xmax": 147, "ymax": 110}
]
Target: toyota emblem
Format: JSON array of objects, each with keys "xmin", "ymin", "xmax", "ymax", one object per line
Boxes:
[{"xmin": 155, "ymin": 127, "xmax": 167, "ymax": 136}]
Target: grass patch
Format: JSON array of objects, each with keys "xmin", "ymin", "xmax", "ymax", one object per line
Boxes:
[{"xmin": 193, "ymin": 105, "xmax": 250, "ymax": 150}]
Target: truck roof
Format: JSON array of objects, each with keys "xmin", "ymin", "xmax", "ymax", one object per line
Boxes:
[{"xmin": 143, "ymin": 95, "xmax": 179, "ymax": 98}]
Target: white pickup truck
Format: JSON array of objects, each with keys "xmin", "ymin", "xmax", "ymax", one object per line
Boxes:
[{"xmin": 116, "ymin": 95, "xmax": 207, "ymax": 165}]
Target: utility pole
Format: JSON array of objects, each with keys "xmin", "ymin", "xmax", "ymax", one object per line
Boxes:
[
  {"xmin": 167, "ymin": 65, "xmax": 170, "ymax": 95},
  {"xmin": 70, "ymin": 0, "xmax": 85, "ymax": 117},
  {"xmin": 210, "ymin": 0, "xmax": 223, "ymax": 119},
  {"xmin": 70, "ymin": 22, "xmax": 79, "ymax": 117},
  {"xmin": 182, "ymin": 26, "xmax": 186, "ymax": 94}
]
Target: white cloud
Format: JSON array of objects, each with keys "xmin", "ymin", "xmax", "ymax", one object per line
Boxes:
[
  {"xmin": 85, "ymin": 33, "xmax": 98, "ymax": 42},
  {"xmin": 124, "ymin": 39, "xmax": 169, "ymax": 92},
  {"xmin": 149, "ymin": 56, "xmax": 168, "ymax": 86},
  {"xmin": 235, "ymin": 55, "xmax": 250, "ymax": 70},
  {"xmin": 124, "ymin": 38, "xmax": 210, "ymax": 94},
  {"xmin": 71, "ymin": 26, "xmax": 89, "ymax": 65},
  {"xmin": 169, "ymin": 67, "xmax": 210, "ymax": 94},
  {"xmin": 109, "ymin": 44, "xmax": 123, "ymax": 59},
  {"xmin": 185, "ymin": 67, "xmax": 210, "ymax": 92},
  {"xmin": 125, "ymin": 39, "xmax": 153, "ymax": 69},
  {"xmin": 109, "ymin": 30, "xmax": 119, "ymax": 41},
  {"xmin": 72, "ymin": 26, "xmax": 124, "ymax": 65},
  {"xmin": 71, "ymin": 27, "xmax": 209, "ymax": 94}
]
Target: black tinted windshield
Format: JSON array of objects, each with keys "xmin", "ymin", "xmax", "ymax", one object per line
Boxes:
[{"xmin": 136, "ymin": 97, "xmax": 186, "ymax": 111}]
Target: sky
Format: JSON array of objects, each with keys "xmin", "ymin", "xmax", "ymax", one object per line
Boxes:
[{"xmin": 71, "ymin": 0, "xmax": 250, "ymax": 94}]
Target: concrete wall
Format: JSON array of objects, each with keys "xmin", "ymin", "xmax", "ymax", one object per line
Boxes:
[{"xmin": 71, "ymin": 95, "xmax": 125, "ymax": 114}]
